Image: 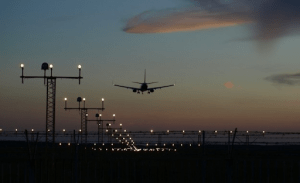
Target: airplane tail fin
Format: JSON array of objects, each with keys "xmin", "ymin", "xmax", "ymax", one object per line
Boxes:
[{"xmin": 144, "ymin": 69, "xmax": 146, "ymax": 83}]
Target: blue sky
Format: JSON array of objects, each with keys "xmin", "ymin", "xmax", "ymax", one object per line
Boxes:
[{"xmin": 2, "ymin": 0, "xmax": 300, "ymax": 132}]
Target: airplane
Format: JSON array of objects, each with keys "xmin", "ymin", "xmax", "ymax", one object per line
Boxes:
[{"xmin": 113, "ymin": 70, "xmax": 175, "ymax": 94}]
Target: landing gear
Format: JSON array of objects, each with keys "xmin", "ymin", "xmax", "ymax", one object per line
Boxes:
[
  {"xmin": 148, "ymin": 91, "xmax": 150, "ymax": 94},
  {"xmin": 137, "ymin": 92, "xmax": 140, "ymax": 94}
]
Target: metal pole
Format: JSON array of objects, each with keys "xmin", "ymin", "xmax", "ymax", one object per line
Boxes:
[
  {"xmin": 102, "ymin": 121, "xmax": 104, "ymax": 144},
  {"xmin": 44, "ymin": 70, "xmax": 46, "ymax": 85},
  {"xmin": 98, "ymin": 120, "xmax": 100, "ymax": 143},
  {"xmin": 22, "ymin": 67, "xmax": 24, "ymax": 83},
  {"xmin": 228, "ymin": 131, "xmax": 230, "ymax": 155},
  {"xmin": 230, "ymin": 128, "xmax": 237, "ymax": 159},
  {"xmin": 202, "ymin": 131, "xmax": 205, "ymax": 154},
  {"xmin": 79, "ymin": 69, "xmax": 81, "ymax": 84},
  {"xmin": 46, "ymin": 81, "xmax": 49, "ymax": 143}
]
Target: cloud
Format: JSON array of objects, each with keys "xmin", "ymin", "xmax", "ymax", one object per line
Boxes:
[
  {"xmin": 265, "ymin": 73, "xmax": 300, "ymax": 85},
  {"xmin": 124, "ymin": 0, "xmax": 300, "ymax": 42},
  {"xmin": 224, "ymin": 81, "xmax": 234, "ymax": 88},
  {"xmin": 124, "ymin": 9, "xmax": 249, "ymax": 33}
]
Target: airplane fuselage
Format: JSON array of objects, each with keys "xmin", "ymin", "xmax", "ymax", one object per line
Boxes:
[{"xmin": 140, "ymin": 83, "xmax": 148, "ymax": 91}]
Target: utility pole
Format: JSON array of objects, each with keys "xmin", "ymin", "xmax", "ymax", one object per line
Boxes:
[
  {"xmin": 64, "ymin": 97, "xmax": 105, "ymax": 144},
  {"xmin": 20, "ymin": 63, "xmax": 82, "ymax": 144}
]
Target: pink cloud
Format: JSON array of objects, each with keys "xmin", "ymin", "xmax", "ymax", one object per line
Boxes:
[{"xmin": 224, "ymin": 81, "xmax": 234, "ymax": 89}]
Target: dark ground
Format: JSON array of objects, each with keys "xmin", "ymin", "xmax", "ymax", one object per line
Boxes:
[{"xmin": 1, "ymin": 141, "xmax": 300, "ymax": 183}]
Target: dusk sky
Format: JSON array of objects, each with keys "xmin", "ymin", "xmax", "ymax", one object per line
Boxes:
[{"xmin": 2, "ymin": 0, "xmax": 300, "ymax": 132}]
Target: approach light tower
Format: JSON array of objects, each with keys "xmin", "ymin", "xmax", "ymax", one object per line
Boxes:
[
  {"xmin": 20, "ymin": 63, "xmax": 83, "ymax": 144},
  {"xmin": 64, "ymin": 97, "xmax": 105, "ymax": 144},
  {"xmin": 87, "ymin": 113, "xmax": 116, "ymax": 143}
]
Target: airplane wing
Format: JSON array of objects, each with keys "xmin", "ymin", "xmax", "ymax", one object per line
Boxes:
[
  {"xmin": 113, "ymin": 84, "xmax": 140, "ymax": 90},
  {"xmin": 148, "ymin": 84, "xmax": 175, "ymax": 90}
]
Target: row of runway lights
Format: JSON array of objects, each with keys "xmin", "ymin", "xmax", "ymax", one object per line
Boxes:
[
  {"xmin": 0, "ymin": 127, "xmax": 125, "ymax": 133},
  {"xmin": 56, "ymin": 145, "xmax": 177, "ymax": 152},
  {"xmin": 0, "ymin": 129, "xmax": 266, "ymax": 134},
  {"xmin": 58, "ymin": 142, "xmax": 200, "ymax": 147},
  {"xmin": 162, "ymin": 130, "xmax": 265, "ymax": 134}
]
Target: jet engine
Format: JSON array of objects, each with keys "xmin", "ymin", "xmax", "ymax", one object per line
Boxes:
[
  {"xmin": 133, "ymin": 89, "xmax": 137, "ymax": 93},
  {"xmin": 150, "ymin": 89, "xmax": 154, "ymax": 93}
]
